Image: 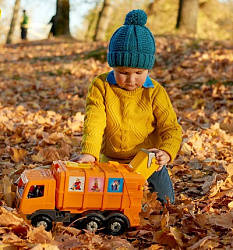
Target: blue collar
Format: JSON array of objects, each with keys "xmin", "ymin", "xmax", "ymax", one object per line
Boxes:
[{"xmin": 106, "ymin": 70, "xmax": 154, "ymax": 88}]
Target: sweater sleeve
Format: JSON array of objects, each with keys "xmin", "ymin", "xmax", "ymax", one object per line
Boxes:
[
  {"xmin": 81, "ymin": 75, "xmax": 107, "ymax": 160},
  {"xmin": 152, "ymin": 84, "xmax": 182, "ymax": 163}
]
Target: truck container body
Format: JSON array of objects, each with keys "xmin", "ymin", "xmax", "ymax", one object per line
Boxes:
[{"xmin": 51, "ymin": 160, "xmax": 145, "ymax": 226}]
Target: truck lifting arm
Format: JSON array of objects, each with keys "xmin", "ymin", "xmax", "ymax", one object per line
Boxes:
[{"xmin": 129, "ymin": 149, "xmax": 160, "ymax": 179}]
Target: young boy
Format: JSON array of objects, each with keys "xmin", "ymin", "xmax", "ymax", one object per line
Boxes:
[{"xmin": 72, "ymin": 9, "xmax": 182, "ymax": 204}]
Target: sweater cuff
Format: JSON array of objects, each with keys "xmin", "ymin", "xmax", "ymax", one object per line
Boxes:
[{"xmin": 159, "ymin": 143, "xmax": 180, "ymax": 163}]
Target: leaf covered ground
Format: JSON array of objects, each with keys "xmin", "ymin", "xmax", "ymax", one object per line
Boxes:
[{"xmin": 0, "ymin": 37, "xmax": 233, "ymax": 249}]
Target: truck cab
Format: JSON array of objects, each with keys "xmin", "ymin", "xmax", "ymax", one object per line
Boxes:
[{"xmin": 16, "ymin": 169, "xmax": 56, "ymax": 221}]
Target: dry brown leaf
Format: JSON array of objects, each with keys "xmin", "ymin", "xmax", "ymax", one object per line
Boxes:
[
  {"xmin": 187, "ymin": 236, "xmax": 217, "ymax": 250},
  {"xmin": 160, "ymin": 212, "xmax": 169, "ymax": 231},
  {"xmin": 2, "ymin": 176, "xmax": 13, "ymax": 207},
  {"xmin": 10, "ymin": 148, "xmax": 28, "ymax": 163},
  {"xmin": 169, "ymin": 226, "xmax": 184, "ymax": 246},
  {"xmin": 153, "ymin": 230, "xmax": 177, "ymax": 248},
  {"xmin": 0, "ymin": 207, "xmax": 24, "ymax": 226},
  {"xmin": 41, "ymin": 147, "xmax": 60, "ymax": 162},
  {"xmin": 180, "ymin": 143, "xmax": 192, "ymax": 155},
  {"xmin": 27, "ymin": 226, "xmax": 57, "ymax": 245},
  {"xmin": 31, "ymin": 152, "xmax": 44, "ymax": 163},
  {"xmin": 227, "ymin": 201, "xmax": 233, "ymax": 209},
  {"xmin": 208, "ymin": 211, "xmax": 233, "ymax": 228},
  {"xmin": 30, "ymin": 244, "xmax": 60, "ymax": 250}
]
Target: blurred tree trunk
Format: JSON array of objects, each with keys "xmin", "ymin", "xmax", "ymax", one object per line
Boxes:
[
  {"xmin": 145, "ymin": 0, "xmax": 159, "ymax": 16},
  {"xmin": 94, "ymin": 0, "xmax": 113, "ymax": 41},
  {"xmin": 176, "ymin": 0, "xmax": 199, "ymax": 35},
  {"xmin": 85, "ymin": 12, "xmax": 96, "ymax": 40},
  {"xmin": 84, "ymin": 2, "xmax": 99, "ymax": 41},
  {"xmin": 6, "ymin": 0, "xmax": 21, "ymax": 44},
  {"xmin": 54, "ymin": 0, "xmax": 71, "ymax": 37}
]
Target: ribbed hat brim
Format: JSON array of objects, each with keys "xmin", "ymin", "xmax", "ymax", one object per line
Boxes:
[{"xmin": 107, "ymin": 51, "xmax": 155, "ymax": 69}]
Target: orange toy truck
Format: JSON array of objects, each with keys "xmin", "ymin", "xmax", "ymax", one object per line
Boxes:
[{"xmin": 15, "ymin": 149, "xmax": 159, "ymax": 235}]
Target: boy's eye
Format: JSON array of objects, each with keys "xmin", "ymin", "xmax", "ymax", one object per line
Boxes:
[
  {"xmin": 119, "ymin": 72, "xmax": 127, "ymax": 75},
  {"xmin": 136, "ymin": 71, "xmax": 143, "ymax": 74}
]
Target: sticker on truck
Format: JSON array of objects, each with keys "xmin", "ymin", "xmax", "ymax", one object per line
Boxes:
[
  {"xmin": 107, "ymin": 178, "xmax": 124, "ymax": 192},
  {"xmin": 88, "ymin": 177, "xmax": 104, "ymax": 192},
  {"xmin": 69, "ymin": 176, "xmax": 85, "ymax": 192}
]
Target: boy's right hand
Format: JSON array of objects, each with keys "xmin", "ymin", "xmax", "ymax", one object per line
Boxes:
[{"xmin": 70, "ymin": 154, "xmax": 95, "ymax": 163}]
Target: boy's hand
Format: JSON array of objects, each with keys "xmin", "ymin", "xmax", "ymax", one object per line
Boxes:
[
  {"xmin": 70, "ymin": 154, "xmax": 95, "ymax": 163},
  {"xmin": 147, "ymin": 148, "xmax": 171, "ymax": 171}
]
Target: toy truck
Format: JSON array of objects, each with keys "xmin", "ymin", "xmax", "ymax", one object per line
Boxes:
[{"xmin": 15, "ymin": 149, "xmax": 159, "ymax": 235}]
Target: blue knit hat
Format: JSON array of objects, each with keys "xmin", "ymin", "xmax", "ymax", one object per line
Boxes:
[{"xmin": 107, "ymin": 9, "xmax": 156, "ymax": 69}]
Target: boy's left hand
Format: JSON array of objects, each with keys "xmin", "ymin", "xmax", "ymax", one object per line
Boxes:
[{"xmin": 147, "ymin": 148, "xmax": 171, "ymax": 171}]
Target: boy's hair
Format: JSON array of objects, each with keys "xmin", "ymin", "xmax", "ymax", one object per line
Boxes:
[{"xmin": 107, "ymin": 9, "xmax": 156, "ymax": 69}]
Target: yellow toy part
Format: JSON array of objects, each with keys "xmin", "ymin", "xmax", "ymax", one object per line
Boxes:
[
  {"xmin": 65, "ymin": 161, "xmax": 92, "ymax": 169},
  {"xmin": 129, "ymin": 149, "xmax": 160, "ymax": 179}
]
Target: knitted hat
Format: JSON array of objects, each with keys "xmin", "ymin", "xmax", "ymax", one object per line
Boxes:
[{"xmin": 107, "ymin": 9, "xmax": 156, "ymax": 69}]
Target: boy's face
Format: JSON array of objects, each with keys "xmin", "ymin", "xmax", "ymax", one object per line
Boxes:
[{"xmin": 113, "ymin": 67, "xmax": 148, "ymax": 91}]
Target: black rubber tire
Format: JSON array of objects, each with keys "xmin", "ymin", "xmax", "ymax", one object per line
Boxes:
[
  {"xmin": 31, "ymin": 216, "xmax": 53, "ymax": 231},
  {"xmin": 82, "ymin": 216, "xmax": 102, "ymax": 233},
  {"xmin": 106, "ymin": 217, "xmax": 126, "ymax": 236}
]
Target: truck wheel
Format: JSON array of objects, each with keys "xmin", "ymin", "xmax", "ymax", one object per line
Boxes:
[
  {"xmin": 82, "ymin": 216, "xmax": 102, "ymax": 233},
  {"xmin": 106, "ymin": 217, "xmax": 126, "ymax": 236},
  {"xmin": 31, "ymin": 216, "xmax": 53, "ymax": 231}
]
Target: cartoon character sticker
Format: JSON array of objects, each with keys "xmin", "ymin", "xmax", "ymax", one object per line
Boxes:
[
  {"xmin": 88, "ymin": 177, "xmax": 104, "ymax": 192},
  {"xmin": 107, "ymin": 178, "xmax": 123, "ymax": 193},
  {"xmin": 69, "ymin": 176, "xmax": 85, "ymax": 192}
]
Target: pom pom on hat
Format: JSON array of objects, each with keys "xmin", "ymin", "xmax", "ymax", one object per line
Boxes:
[
  {"xmin": 124, "ymin": 9, "xmax": 147, "ymax": 26},
  {"xmin": 107, "ymin": 9, "xmax": 156, "ymax": 69}
]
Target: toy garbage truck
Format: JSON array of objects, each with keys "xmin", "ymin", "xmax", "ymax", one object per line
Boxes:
[{"xmin": 15, "ymin": 149, "xmax": 159, "ymax": 235}]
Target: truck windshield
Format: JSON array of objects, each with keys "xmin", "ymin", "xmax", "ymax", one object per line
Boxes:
[
  {"xmin": 17, "ymin": 172, "xmax": 28, "ymax": 198},
  {"xmin": 18, "ymin": 182, "xmax": 26, "ymax": 197}
]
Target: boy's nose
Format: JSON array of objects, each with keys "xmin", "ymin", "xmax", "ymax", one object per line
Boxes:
[{"xmin": 127, "ymin": 74, "xmax": 135, "ymax": 83}]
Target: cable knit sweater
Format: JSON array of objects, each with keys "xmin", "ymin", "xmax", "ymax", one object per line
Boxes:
[{"xmin": 81, "ymin": 72, "xmax": 182, "ymax": 163}]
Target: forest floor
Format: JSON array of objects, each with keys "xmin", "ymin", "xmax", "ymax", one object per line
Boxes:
[{"xmin": 0, "ymin": 36, "xmax": 233, "ymax": 249}]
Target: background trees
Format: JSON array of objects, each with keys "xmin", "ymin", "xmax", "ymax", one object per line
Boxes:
[
  {"xmin": 82, "ymin": 0, "xmax": 233, "ymax": 41},
  {"xmin": 6, "ymin": 0, "xmax": 21, "ymax": 44},
  {"xmin": 93, "ymin": 0, "xmax": 113, "ymax": 41},
  {"xmin": 176, "ymin": 0, "xmax": 199, "ymax": 34},
  {"xmin": 3, "ymin": 0, "xmax": 233, "ymax": 44},
  {"xmin": 54, "ymin": 0, "xmax": 71, "ymax": 36}
]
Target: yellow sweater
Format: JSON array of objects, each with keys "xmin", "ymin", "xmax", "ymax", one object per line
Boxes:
[{"xmin": 81, "ymin": 72, "xmax": 182, "ymax": 163}]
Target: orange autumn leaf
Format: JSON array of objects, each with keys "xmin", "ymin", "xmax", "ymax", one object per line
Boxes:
[
  {"xmin": 10, "ymin": 148, "xmax": 28, "ymax": 163},
  {"xmin": 0, "ymin": 207, "xmax": 24, "ymax": 226}
]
